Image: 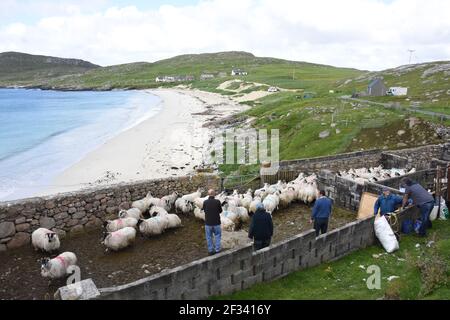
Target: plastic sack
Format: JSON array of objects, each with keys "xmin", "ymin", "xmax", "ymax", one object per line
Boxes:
[
  {"xmin": 429, "ymin": 205, "xmax": 439, "ymax": 221},
  {"xmin": 414, "ymin": 219, "xmax": 422, "ymax": 233},
  {"xmin": 439, "ymin": 197, "xmax": 448, "ymax": 220},
  {"xmin": 401, "ymin": 219, "xmax": 414, "ymax": 234},
  {"xmin": 374, "ymin": 215, "xmax": 399, "ymax": 253}
]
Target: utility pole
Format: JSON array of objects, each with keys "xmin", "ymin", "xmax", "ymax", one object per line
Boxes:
[{"xmin": 407, "ymin": 49, "xmax": 415, "ymax": 64}]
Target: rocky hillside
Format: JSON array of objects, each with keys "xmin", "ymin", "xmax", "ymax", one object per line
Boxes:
[{"xmin": 0, "ymin": 52, "xmax": 100, "ymax": 87}]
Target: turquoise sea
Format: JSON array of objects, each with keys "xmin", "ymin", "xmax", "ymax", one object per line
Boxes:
[{"xmin": 0, "ymin": 89, "xmax": 162, "ymax": 201}]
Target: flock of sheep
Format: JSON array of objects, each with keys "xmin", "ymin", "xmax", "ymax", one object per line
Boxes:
[
  {"xmin": 33, "ymin": 172, "xmax": 320, "ymax": 281},
  {"xmin": 337, "ymin": 166, "xmax": 416, "ymax": 185}
]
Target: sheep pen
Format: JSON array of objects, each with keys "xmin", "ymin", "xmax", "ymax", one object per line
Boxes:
[{"xmin": 0, "ymin": 202, "xmax": 355, "ymax": 300}]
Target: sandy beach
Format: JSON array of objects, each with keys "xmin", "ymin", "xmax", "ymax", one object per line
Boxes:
[{"xmin": 42, "ymin": 88, "xmax": 248, "ymax": 196}]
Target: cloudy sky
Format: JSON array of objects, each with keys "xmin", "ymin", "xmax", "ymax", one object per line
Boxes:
[{"xmin": 1, "ymin": 0, "xmax": 449, "ymax": 71}]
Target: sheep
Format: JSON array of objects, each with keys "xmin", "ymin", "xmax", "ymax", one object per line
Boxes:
[
  {"xmin": 40, "ymin": 252, "xmax": 77, "ymax": 279},
  {"xmin": 194, "ymin": 195, "xmax": 209, "ymax": 209},
  {"xmin": 181, "ymin": 188, "xmax": 204, "ymax": 202},
  {"xmin": 166, "ymin": 214, "xmax": 182, "ymax": 229},
  {"xmin": 149, "ymin": 206, "xmax": 169, "ymax": 217},
  {"xmin": 31, "ymin": 228, "xmax": 60, "ymax": 253},
  {"xmin": 160, "ymin": 192, "xmax": 180, "ymax": 211},
  {"xmin": 131, "ymin": 192, "xmax": 153, "ymax": 213},
  {"xmin": 103, "ymin": 217, "xmax": 138, "ymax": 232},
  {"xmin": 118, "ymin": 207, "xmax": 142, "ymax": 220},
  {"xmin": 138, "ymin": 217, "xmax": 166, "ymax": 237},
  {"xmin": 194, "ymin": 207, "xmax": 206, "ymax": 221},
  {"xmin": 241, "ymin": 189, "xmax": 253, "ymax": 211},
  {"xmin": 254, "ymin": 183, "xmax": 270, "ymax": 199},
  {"xmin": 249, "ymin": 196, "xmax": 262, "ymax": 215},
  {"xmin": 236, "ymin": 206, "xmax": 249, "ymax": 223},
  {"xmin": 279, "ymin": 187, "xmax": 296, "ymax": 208},
  {"xmin": 263, "ymin": 193, "xmax": 280, "ymax": 214},
  {"xmin": 175, "ymin": 198, "xmax": 194, "ymax": 214},
  {"xmin": 102, "ymin": 227, "xmax": 136, "ymax": 251},
  {"xmin": 220, "ymin": 215, "xmax": 235, "ymax": 232}
]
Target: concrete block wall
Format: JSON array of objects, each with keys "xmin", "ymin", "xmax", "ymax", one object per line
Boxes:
[
  {"xmin": 97, "ymin": 215, "xmax": 377, "ymax": 300},
  {"xmin": 276, "ymin": 149, "xmax": 383, "ymax": 174},
  {"xmin": 382, "ymin": 144, "xmax": 445, "ymax": 170},
  {"xmin": 0, "ymin": 174, "xmax": 221, "ymax": 252}
]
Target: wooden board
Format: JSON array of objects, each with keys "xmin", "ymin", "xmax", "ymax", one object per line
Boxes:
[{"xmin": 357, "ymin": 192, "xmax": 379, "ymax": 220}]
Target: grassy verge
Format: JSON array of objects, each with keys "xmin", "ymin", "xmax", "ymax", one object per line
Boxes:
[{"xmin": 213, "ymin": 220, "xmax": 450, "ymax": 300}]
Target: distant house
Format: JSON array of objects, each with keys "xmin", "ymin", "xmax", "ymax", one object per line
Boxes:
[
  {"xmin": 367, "ymin": 78, "xmax": 387, "ymax": 96},
  {"xmin": 268, "ymin": 86, "xmax": 279, "ymax": 92},
  {"xmin": 218, "ymin": 72, "xmax": 227, "ymax": 78},
  {"xmin": 387, "ymin": 87, "xmax": 408, "ymax": 96},
  {"xmin": 155, "ymin": 75, "xmax": 194, "ymax": 83},
  {"xmin": 200, "ymin": 74, "xmax": 215, "ymax": 80},
  {"xmin": 231, "ymin": 68, "xmax": 248, "ymax": 76}
]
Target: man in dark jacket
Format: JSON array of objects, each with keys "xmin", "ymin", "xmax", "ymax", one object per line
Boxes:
[
  {"xmin": 401, "ymin": 178, "xmax": 434, "ymax": 237},
  {"xmin": 203, "ymin": 189, "xmax": 222, "ymax": 255},
  {"xmin": 374, "ymin": 188, "xmax": 403, "ymax": 216},
  {"xmin": 310, "ymin": 190, "xmax": 332, "ymax": 236},
  {"xmin": 248, "ymin": 203, "xmax": 273, "ymax": 251}
]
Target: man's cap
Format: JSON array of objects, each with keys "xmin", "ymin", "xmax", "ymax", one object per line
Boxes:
[{"xmin": 256, "ymin": 202, "xmax": 264, "ymax": 210}]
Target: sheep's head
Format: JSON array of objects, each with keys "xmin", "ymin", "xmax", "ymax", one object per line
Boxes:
[
  {"xmin": 146, "ymin": 192, "xmax": 153, "ymax": 198},
  {"xmin": 40, "ymin": 258, "xmax": 51, "ymax": 277},
  {"xmin": 46, "ymin": 233, "xmax": 57, "ymax": 243},
  {"xmin": 103, "ymin": 221, "xmax": 109, "ymax": 229},
  {"xmin": 118, "ymin": 210, "xmax": 127, "ymax": 218}
]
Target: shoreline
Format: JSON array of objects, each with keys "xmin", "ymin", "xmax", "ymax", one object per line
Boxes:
[{"xmin": 40, "ymin": 88, "xmax": 248, "ymax": 196}]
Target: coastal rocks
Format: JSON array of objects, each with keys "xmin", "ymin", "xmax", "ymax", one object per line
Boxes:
[
  {"xmin": 7, "ymin": 232, "xmax": 30, "ymax": 249},
  {"xmin": 0, "ymin": 222, "xmax": 16, "ymax": 239},
  {"xmin": 39, "ymin": 217, "xmax": 56, "ymax": 229}
]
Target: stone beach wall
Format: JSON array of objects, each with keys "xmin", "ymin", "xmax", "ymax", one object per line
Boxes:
[{"xmin": 0, "ymin": 174, "xmax": 220, "ymax": 252}]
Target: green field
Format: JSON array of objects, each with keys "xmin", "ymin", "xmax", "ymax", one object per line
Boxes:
[{"xmin": 213, "ymin": 220, "xmax": 450, "ymax": 300}]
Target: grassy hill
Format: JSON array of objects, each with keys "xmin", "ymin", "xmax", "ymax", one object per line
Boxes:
[
  {"xmin": 336, "ymin": 61, "xmax": 450, "ymax": 114},
  {"xmin": 0, "ymin": 51, "xmax": 364, "ymax": 91},
  {"xmin": 0, "ymin": 52, "xmax": 100, "ymax": 87}
]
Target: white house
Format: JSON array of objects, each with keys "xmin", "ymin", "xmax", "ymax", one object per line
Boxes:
[
  {"xmin": 231, "ymin": 68, "xmax": 248, "ymax": 76},
  {"xmin": 268, "ymin": 86, "xmax": 279, "ymax": 92},
  {"xmin": 387, "ymin": 87, "xmax": 408, "ymax": 96}
]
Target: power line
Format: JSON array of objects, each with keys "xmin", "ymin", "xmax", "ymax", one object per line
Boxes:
[{"xmin": 407, "ymin": 49, "xmax": 416, "ymax": 64}]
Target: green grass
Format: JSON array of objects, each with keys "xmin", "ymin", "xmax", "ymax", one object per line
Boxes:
[{"xmin": 213, "ymin": 220, "xmax": 450, "ymax": 300}]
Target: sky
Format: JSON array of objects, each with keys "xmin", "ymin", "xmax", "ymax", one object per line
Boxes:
[{"xmin": 0, "ymin": 0, "xmax": 449, "ymax": 71}]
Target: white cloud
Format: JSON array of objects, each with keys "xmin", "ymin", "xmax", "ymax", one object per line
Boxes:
[{"xmin": 0, "ymin": 0, "xmax": 449, "ymax": 70}]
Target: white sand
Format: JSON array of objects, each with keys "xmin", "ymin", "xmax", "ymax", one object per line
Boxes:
[{"xmin": 41, "ymin": 89, "xmax": 247, "ymax": 196}]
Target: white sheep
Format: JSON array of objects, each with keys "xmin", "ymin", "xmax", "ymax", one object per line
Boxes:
[
  {"xmin": 40, "ymin": 252, "xmax": 77, "ymax": 279},
  {"xmin": 149, "ymin": 206, "xmax": 169, "ymax": 217},
  {"xmin": 175, "ymin": 198, "xmax": 194, "ymax": 214},
  {"xmin": 31, "ymin": 228, "xmax": 60, "ymax": 253},
  {"xmin": 181, "ymin": 188, "xmax": 203, "ymax": 202},
  {"xmin": 194, "ymin": 195, "xmax": 209, "ymax": 209},
  {"xmin": 236, "ymin": 206, "xmax": 249, "ymax": 223},
  {"xmin": 166, "ymin": 214, "xmax": 182, "ymax": 229},
  {"xmin": 138, "ymin": 217, "xmax": 166, "ymax": 237},
  {"xmin": 161, "ymin": 192, "xmax": 180, "ymax": 211},
  {"xmin": 102, "ymin": 227, "xmax": 136, "ymax": 251},
  {"xmin": 263, "ymin": 193, "xmax": 280, "ymax": 214},
  {"xmin": 249, "ymin": 196, "xmax": 262, "ymax": 214},
  {"xmin": 131, "ymin": 192, "xmax": 153, "ymax": 213},
  {"xmin": 220, "ymin": 215, "xmax": 235, "ymax": 232},
  {"xmin": 104, "ymin": 217, "xmax": 138, "ymax": 232},
  {"xmin": 194, "ymin": 207, "xmax": 206, "ymax": 221},
  {"xmin": 118, "ymin": 207, "xmax": 142, "ymax": 220},
  {"xmin": 241, "ymin": 189, "xmax": 253, "ymax": 211}
]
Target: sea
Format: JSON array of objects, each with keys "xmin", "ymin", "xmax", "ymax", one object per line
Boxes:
[{"xmin": 0, "ymin": 88, "xmax": 162, "ymax": 202}]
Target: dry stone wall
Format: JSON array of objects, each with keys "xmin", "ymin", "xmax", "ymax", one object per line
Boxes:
[{"xmin": 0, "ymin": 174, "xmax": 221, "ymax": 252}]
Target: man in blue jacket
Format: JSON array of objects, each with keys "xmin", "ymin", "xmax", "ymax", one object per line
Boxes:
[
  {"xmin": 310, "ymin": 190, "xmax": 332, "ymax": 236},
  {"xmin": 374, "ymin": 187, "xmax": 403, "ymax": 216}
]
